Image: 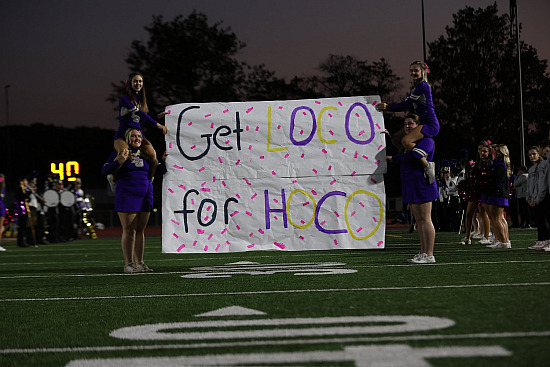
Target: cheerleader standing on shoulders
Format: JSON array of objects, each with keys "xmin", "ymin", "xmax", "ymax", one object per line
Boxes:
[
  {"xmin": 483, "ymin": 144, "xmax": 512, "ymax": 249},
  {"xmin": 376, "ymin": 61, "xmax": 439, "ymax": 184},
  {"xmin": 112, "ymin": 72, "xmax": 168, "ymax": 181}
]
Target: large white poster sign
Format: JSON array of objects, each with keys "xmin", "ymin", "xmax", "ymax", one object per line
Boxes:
[{"xmin": 162, "ymin": 96, "xmax": 387, "ymax": 253}]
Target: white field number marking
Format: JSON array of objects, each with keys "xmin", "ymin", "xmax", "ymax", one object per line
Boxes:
[{"xmin": 181, "ymin": 261, "xmax": 357, "ymax": 278}]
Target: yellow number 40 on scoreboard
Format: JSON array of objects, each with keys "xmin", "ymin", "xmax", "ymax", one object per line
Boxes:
[{"xmin": 50, "ymin": 161, "xmax": 80, "ymax": 181}]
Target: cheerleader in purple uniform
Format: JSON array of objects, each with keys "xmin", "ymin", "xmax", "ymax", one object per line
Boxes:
[
  {"xmin": 103, "ymin": 128, "xmax": 155, "ymax": 273},
  {"xmin": 386, "ymin": 114, "xmax": 439, "ymax": 264},
  {"xmin": 377, "ymin": 61, "xmax": 439, "ymax": 183},
  {"xmin": 114, "ymin": 72, "xmax": 168, "ymax": 176},
  {"xmin": 459, "ymin": 141, "xmax": 492, "ymax": 245},
  {"xmin": 0, "ymin": 174, "xmax": 6, "ymax": 251},
  {"xmin": 483, "ymin": 144, "xmax": 512, "ymax": 249}
]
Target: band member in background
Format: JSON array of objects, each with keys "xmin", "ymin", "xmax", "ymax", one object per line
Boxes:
[
  {"xmin": 28, "ymin": 178, "xmax": 46, "ymax": 245},
  {"xmin": 0, "ymin": 173, "xmax": 6, "ymax": 251},
  {"xmin": 15, "ymin": 177, "xmax": 34, "ymax": 247}
]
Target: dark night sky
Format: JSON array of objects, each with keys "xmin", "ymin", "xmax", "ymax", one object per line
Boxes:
[{"xmin": 1, "ymin": 0, "xmax": 549, "ymax": 130}]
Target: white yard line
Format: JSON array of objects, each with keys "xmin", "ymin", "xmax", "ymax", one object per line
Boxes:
[
  {"xmin": 1, "ymin": 259, "xmax": 549, "ymax": 279},
  {"xmin": 0, "ymin": 330, "xmax": 548, "ymax": 355},
  {"xmin": 1, "ymin": 282, "xmax": 549, "ymax": 302}
]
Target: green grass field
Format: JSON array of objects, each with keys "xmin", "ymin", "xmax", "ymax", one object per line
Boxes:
[{"xmin": 1, "ymin": 227, "xmax": 549, "ymax": 366}]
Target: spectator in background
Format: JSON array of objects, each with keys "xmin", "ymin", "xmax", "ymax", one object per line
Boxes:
[
  {"xmin": 535, "ymin": 146, "xmax": 550, "ymax": 251},
  {"xmin": 513, "ymin": 165, "xmax": 530, "ymax": 229},
  {"xmin": 526, "ymin": 146, "xmax": 546, "ymax": 250}
]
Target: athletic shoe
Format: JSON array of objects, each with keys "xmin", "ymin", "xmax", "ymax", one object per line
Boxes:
[
  {"xmin": 0, "ymin": 246, "xmax": 6, "ymax": 251},
  {"xmin": 491, "ymin": 241, "xmax": 512, "ymax": 249},
  {"xmin": 478, "ymin": 237, "xmax": 492, "ymax": 245},
  {"xmin": 460, "ymin": 237, "xmax": 471, "ymax": 245},
  {"xmin": 406, "ymin": 253, "xmax": 423, "ymax": 263},
  {"xmin": 472, "ymin": 232, "xmax": 482, "ymax": 239},
  {"xmin": 410, "ymin": 253, "xmax": 436, "ymax": 264},
  {"xmin": 107, "ymin": 174, "xmax": 116, "ymax": 193},
  {"xmin": 541, "ymin": 241, "xmax": 550, "ymax": 252},
  {"xmin": 422, "ymin": 255, "xmax": 436, "ymax": 263},
  {"xmin": 136, "ymin": 262, "xmax": 153, "ymax": 272},
  {"xmin": 424, "ymin": 162, "xmax": 436, "ymax": 185},
  {"xmin": 124, "ymin": 263, "xmax": 140, "ymax": 274},
  {"xmin": 528, "ymin": 241, "xmax": 546, "ymax": 250}
]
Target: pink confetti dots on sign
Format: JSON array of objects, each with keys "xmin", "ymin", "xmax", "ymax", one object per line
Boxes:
[
  {"xmin": 246, "ymin": 107, "xmax": 254, "ymax": 114},
  {"xmin": 197, "ymin": 229, "xmax": 206, "ymax": 235},
  {"xmin": 246, "ymin": 211, "xmax": 253, "ymax": 216},
  {"xmin": 188, "ymin": 122, "xmax": 193, "ymax": 126},
  {"xmin": 371, "ymin": 178, "xmax": 378, "ymax": 183},
  {"xmin": 373, "ymin": 217, "xmax": 378, "ymax": 223},
  {"xmin": 377, "ymin": 241, "xmax": 384, "ymax": 247},
  {"xmin": 167, "ymin": 110, "xmax": 172, "ymax": 114},
  {"xmin": 251, "ymin": 193, "xmax": 257, "ymax": 199},
  {"xmin": 243, "ymin": 178, "xmax": 252, "ymax": 185},
  {"xmin": 376, "ymin": 123, "xmax": 381, "ymax": 130},
  {"xmin": 372, "ymin": 101, "xmax": 378, "ymax": 106},
  {"xmin": 204, "ymin": 245, "xmax": 208, "ymax": 252},
  {"xmin": 215, "ymin": 244, "xmax": 221, "ymax": 252},
  {"xmin": 334, "ymin": 211, "xmax": 340, "ymax": 218},
  {"xmin": 236, "ymin": 160, "xmax": 241, "ymax": 165},
  {"xmin": 204, "ymin": 114, "xmax": 211, "ymax": 118},
  {"xmin": 223, "ymin": 109, "xmax": 229, "ymax": 113},
  {"xmin": 322, "ymin": 149, "xmax": 328, "ymax": 154},
  {"xmin": 330, "ymin": 179, "xmax": 337, "ymax": 185},
  {"xmin": 177, "ymin": 244, "xmax": 186, "ymax": 252},
  {"xmin": 356, "ymin": 227, "xmax": 363, "ymax": 233},
  {"xmin": 334, "ymin": 239, "xmax": 339, "ymax": 246},
  {"xmin": 363, "ymin": 155, "xmax": 369, "ymax": 160},
  {"xmin": 274, "ymin": 242, "xmax": 285, "ymax": 249},
  {"xmin": 172, "ymin": 233, "xmax": 179, "ymax": 239},
  {"xmin": 378, "ymin": 145, "xmax": 383, "ymax": 150},
  {"xmin": 351, "ymin": 171, "xmax": 357, "ymax": 176},
  {"xmin": 221, "ymin": 228, "xmax": 227, "ymax": 235},
  {"xmin": 198, "ymin": 167, "xmax": 205, "ymax": 172},
  {"xmin": 375, "ymin": 160, "xmax": 381, "ymax": 165},
  {"xmin": 207, "ymin": 233, "xmax": 213, "ymax": 240},
  {"xmin": 169, "ymin": 142, "xmax": 172, "ymax": 148},
  {"xmin": 168, "ymin": 188, "xmax": 174, "ymax": 193},
  {"xmin": 173, "ymin": 165, "xmax": 184, "ymax": 170},
  {"xmin": 247, "ymin": 244, "xmax": 255, "ymax": 248},
  {"xmin": 312, "ymin": 169, "xmax": 317, "ymax": 174},
  {"xmin": 272, "ymin": 171, "xmax": 277, "ymax": 175},
  {"xmin": 190, "ymin": 145, "xmax": 196, "ymax": 149},
  {"xmin": 171, "ymin": 219, "xmax": 180, "ymax": 225},
  {"xmin": 315, "ymin": 101, "xmax": 321, "ymax": 104},
  {"xmin": 258, "ymin": 228, "xmax": 264, "ymax": 234}
]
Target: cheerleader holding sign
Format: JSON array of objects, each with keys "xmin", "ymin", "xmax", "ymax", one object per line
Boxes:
[{"xmin": 376, "ymin": 61, "xmax": 439, "ymax": 183}]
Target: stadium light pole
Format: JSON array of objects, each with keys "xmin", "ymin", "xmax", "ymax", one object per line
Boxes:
[
  {"xmin": 511, "ymin": 0, "xmax": 526, "ymax": 166},
  {"xmin": 421, "ymin": 0, "xmax": 427, "ymax": 62}
]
